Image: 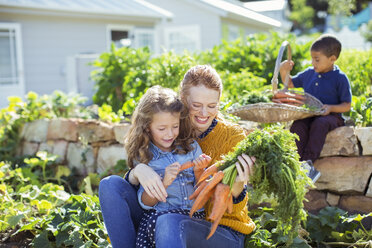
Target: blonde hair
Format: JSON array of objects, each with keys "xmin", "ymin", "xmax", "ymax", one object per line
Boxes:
[
  {"xmin": 180, "ymin": 65, "xmax": 223, "ymax": 105},
  {"xmin": 125, "ymin": 85, "xmax": 195, "ymax": 168}
]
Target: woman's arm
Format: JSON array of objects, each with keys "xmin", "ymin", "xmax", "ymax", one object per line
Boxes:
[
  {"xmin": 130, "ymin": 163, "xmax": 168, "ymax": 202},
  {"xmin": 141, "ymin": 162, "xmax": 180, "ymax": 206}
]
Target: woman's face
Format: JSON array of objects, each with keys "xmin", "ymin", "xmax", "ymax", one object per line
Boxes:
[{"xmin": 186, "ymin": 85, "xmax": 220, "ymax": 135}]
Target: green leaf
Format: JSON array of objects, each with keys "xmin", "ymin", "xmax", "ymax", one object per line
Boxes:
[
  {"xmin": 7, "ymin": 214, "xmax": 25, "ymax": 227},
  {"xmin": 33, "ymin": 231, "xmax": 53, "ymax": 248}
]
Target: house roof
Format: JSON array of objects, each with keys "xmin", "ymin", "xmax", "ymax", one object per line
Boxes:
[
  {"xmin": 243, "ymin": 0, "xmax": 286, "ymax": 12},
  {"xmin": 0, "ymin": 0, "xmax": 173, "ymax": 19},
  {"xmin": 200, "ymin": 0, "xmax": 281, "ymax": 28}
]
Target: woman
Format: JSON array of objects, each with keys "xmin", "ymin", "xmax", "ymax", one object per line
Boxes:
[{"xmin": 99, "ymin": 65, "xmax": 255, "ymax": 248}]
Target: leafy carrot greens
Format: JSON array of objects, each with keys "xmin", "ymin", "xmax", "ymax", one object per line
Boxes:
[{"xmin": 219, "ymin": 126, "xmax": 311, "ymax": 244}]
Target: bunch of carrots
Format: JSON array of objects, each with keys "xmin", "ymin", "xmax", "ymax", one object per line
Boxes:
[
  {"xmin": 179, "ymin": 126, "xmax": 310, "ymax": 244},
  {"xmin": 271, "ymin": 90, "xmax": 306, "ymax": 106},
  {"xmin": 178, "ymin": 156, "xmax": 233, "ymax": 240}
]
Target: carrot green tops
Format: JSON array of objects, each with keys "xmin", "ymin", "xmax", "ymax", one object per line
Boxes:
[{"xmin": 197, "ymin": 118, "xmax": 256, "ymax": 235}]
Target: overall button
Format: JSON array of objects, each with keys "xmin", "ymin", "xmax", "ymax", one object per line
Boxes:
[
  {"xmin": 184, "ymin": 197, "xmax": 187, "ymax": 200},
  {"xmin": 318, "ymin": 75, "xmax": 321, "ymax": 78},
  {"xmin": 315, "ymin": 82, "xmax": 319, "ymax": 86}
]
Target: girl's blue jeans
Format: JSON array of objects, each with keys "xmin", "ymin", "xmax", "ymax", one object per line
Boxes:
[{"xmin": 99, "ymin": 175, "xmax": 245, "ymax": 248}]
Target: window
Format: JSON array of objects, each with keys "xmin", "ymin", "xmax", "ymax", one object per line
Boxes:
[
  {"xmin": 164, "ymin": 25, "xmax": 201, "ymax": 54},
  {"xmin": 106, "ymin": 25, "xmax": 133, "ymax": 50},
  {"xmin": 0, "ymin": 23, "xmax": 24, "ymax": 107},
  {"xmin": 0, "ymin": 24, "xmax": 22, "ymax": 85},
  {"xmin": 134, "ymin": 28, "xmax": 155, "ymax": 51}
]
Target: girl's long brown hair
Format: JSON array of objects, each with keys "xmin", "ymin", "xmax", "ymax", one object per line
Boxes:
[{"xmin": 125, "ymin": 85, "xmax": 196, "ymax": 168}]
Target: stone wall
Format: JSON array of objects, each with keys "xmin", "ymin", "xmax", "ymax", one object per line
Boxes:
[{"xmin": 19, "ymin": 119, "xmax": 372, "ymax": 213}]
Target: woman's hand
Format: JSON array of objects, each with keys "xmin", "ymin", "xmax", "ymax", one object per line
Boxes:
[
  {"xmin": 163, "ymin": 162, "xmax": 181, "ymax": 188},
  {"xmin": 231, "ymin": 154, "xmax": 255, "ymax": 197},
  {"xmin": 132, "ymin": 163, "xmax": 168, "ymax": 202}
]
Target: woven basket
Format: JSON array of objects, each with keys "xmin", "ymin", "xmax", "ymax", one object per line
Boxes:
[{"xmin": 228, "ymin": 41, "xmax": 324, "ymax": 123}]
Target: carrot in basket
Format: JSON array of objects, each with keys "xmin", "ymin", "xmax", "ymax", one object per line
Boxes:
[
  {"xmin": 189, "ymin": 171, "xmax": 224, "ymax": 217},
  {"xmin": 208, "ymin": 183, "xmax": 231, "ymax": 222},
  {"xmin": 189, "ymin": 180, "xmax": 208, "ymax": 200},
  {"xmin": 277, "ymin": 97, "xmax": 304, "ymax": 106},
  {"xmin": 273, "ymin": 91, "xmax": 305, "ymax": 101}
]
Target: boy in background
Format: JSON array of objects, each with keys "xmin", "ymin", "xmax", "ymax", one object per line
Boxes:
[{"xmin": 280, "ymin": 34, "xmax": 352, "ymax": 182}]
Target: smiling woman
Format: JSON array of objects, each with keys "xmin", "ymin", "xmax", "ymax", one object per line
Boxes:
[{"xmin": 99, "ymin": 65, "xmax": 256, "ymax": 248}]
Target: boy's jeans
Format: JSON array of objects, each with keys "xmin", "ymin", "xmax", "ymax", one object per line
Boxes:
[
  {"xmin": 99, "ymin": 175, "xmax": 245, "ymax": 248},
  {"xmin": 290, "ymin": 114, "xmax": 344, "ymax": 162}
]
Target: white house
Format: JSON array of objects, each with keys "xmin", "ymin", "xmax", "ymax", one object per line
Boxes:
[{"xmin": 0, "ymin": 0, "xmax": 286, "ymax": 107}]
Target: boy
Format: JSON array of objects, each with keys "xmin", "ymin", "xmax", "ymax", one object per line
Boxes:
[{"xmin": 280, "ymin": 34, "xmax": 352, "ymax": 182}]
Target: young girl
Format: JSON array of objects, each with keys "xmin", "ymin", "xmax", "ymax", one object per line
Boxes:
[{"xmin": 124, "ymin": 85, "xmax": 210, "ymax": 248}]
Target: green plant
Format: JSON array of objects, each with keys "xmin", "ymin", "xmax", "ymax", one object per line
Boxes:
[
  {"xmin": 91, "ymin": 44, "xmax": 151, "ymax": 113},
  {"xmin": 344, "ymin": 95, "xmax": 372, "ymax": 126},
  {"xmin": 148, "ymin": 50, "xmax": 195, "ymax": 91}
]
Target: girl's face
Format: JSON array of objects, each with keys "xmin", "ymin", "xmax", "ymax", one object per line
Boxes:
[
  {"xmin": 149, "ymin": 111, "xmax": 180, "ymax": 152},
  {"xmin": 187, "ymin": 85, "xmax": 220, "ymax": 135},
  {"xmin": 311, "ymin": 50, "xmax": 336, "ymax": 74}
]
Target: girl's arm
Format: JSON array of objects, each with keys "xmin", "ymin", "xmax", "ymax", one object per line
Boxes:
[
  {"xmin": 130, "ymin": 163, "xmax": 168, "ymax": 202},
  {"xmin": 141, "ymin": 162, "xmax": 181, "ymax": 206}
]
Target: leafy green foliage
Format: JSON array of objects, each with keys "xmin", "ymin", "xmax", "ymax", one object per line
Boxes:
[
  {"xmin": 305, "ymin": 207, "xmax": 372, "ymax": 247},
  {"xmin": 91, "ymin": 44, "xmax": 151, "ymax": 113},
  {"xmin": 0, "ymin": 91, "xmax": 91, "ymax": 162},
  {"xmin": 343, "ymin": 95, "xmax": 372, "ymax": 126},
  {"xmin": 220, "ymin": 126, "xmax": 311, "ymax": 244},
  {"xmin": 148, "ymin": 50, "xmax": 195, "ymax": 91}
]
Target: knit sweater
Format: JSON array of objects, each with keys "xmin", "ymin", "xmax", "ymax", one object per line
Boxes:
[{"xmin": 197, "ymin": 118, "xmax": 256, "ymax": 235}]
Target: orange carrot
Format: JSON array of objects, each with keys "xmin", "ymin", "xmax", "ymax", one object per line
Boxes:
[
  {"xmin": 273, "ymin": 91, "xmax": 305, "ymax": 101},
  {"xmin": 272, "ymin": 98, "xmax": 304, "ymax": 106},
  {"xmin": 178, "ymin": 161, "xmax": 194, "ymax": 172},
  {"xmin": 189, "ymin": 187, "xmax": 216, "ymax": 217},
  {"xmin": 189, "ymin": 180, "xmax": 208, "ymax": 200},
  {"xmin": 227, "ymin": 194, "xmax": 233, "ymax": 214},
  {"xmin": 208, "ymin": 183, "xmax": 231, "ymax": 222},
  {"xmin": 196, "ymin": 163, "xmax": 219, "ymax": 186},
  {"xmin": 206, "ymin": 203, "xmax": 227, "ymax": 240},
  {"xmin": 189, "ymin": 171, "xmax": 224, "ymax": 217}
]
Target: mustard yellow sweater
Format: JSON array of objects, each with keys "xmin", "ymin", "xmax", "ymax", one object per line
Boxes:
[{"xmin": 197, "ymin": 119, "xmax": 255, "ymax": 235}]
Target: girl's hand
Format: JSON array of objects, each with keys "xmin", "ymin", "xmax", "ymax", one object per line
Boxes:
[
  {"xmin": 132, "ymin": 163, "xmax": 168, "ymax": 202},
  {"xmin": 163, "ymin": 162, "xmax": 181, "ymax": 188},
  {"xmin": 231, "ymin": 154, "xmax": 255, "ymax": 197},
  {"xmin": 193, "ymin": 154, "xmax": 212, "ymax": 182}
]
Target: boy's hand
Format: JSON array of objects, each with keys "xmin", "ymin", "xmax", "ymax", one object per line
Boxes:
[
  {"xmin": 280, "ymin": 60, "xmax": 294, "ymax": 72},
  {"xmin": 321, "ymin": 105, "xmax": 332, "ymax": 115},
  {"xmin": 163, "ymin": 162, "xmax": 181, "ymax": 188}
]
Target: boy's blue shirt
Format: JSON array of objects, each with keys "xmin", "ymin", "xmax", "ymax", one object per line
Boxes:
[
  {"xmin": 292, "ymin": 65, "xmax": 352, "ymax": 105},
  {"xmin": 137, "ymin": 141, "xmax": 202, "ymax": 211}
]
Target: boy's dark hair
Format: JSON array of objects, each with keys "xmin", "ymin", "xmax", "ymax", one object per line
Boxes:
[{"xmin": 311, "ymin": 34, "xmax": 342, "ymax": 58}]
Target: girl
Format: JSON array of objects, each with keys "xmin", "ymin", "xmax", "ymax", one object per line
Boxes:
[{"xmin": 122, "ymin": 85, "xmax": 209, "ymax": 247}]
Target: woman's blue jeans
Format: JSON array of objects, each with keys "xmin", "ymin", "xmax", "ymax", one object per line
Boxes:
[{"xmin": 99, "ymin": 175, "xmax": 245, "ymax": 248}]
